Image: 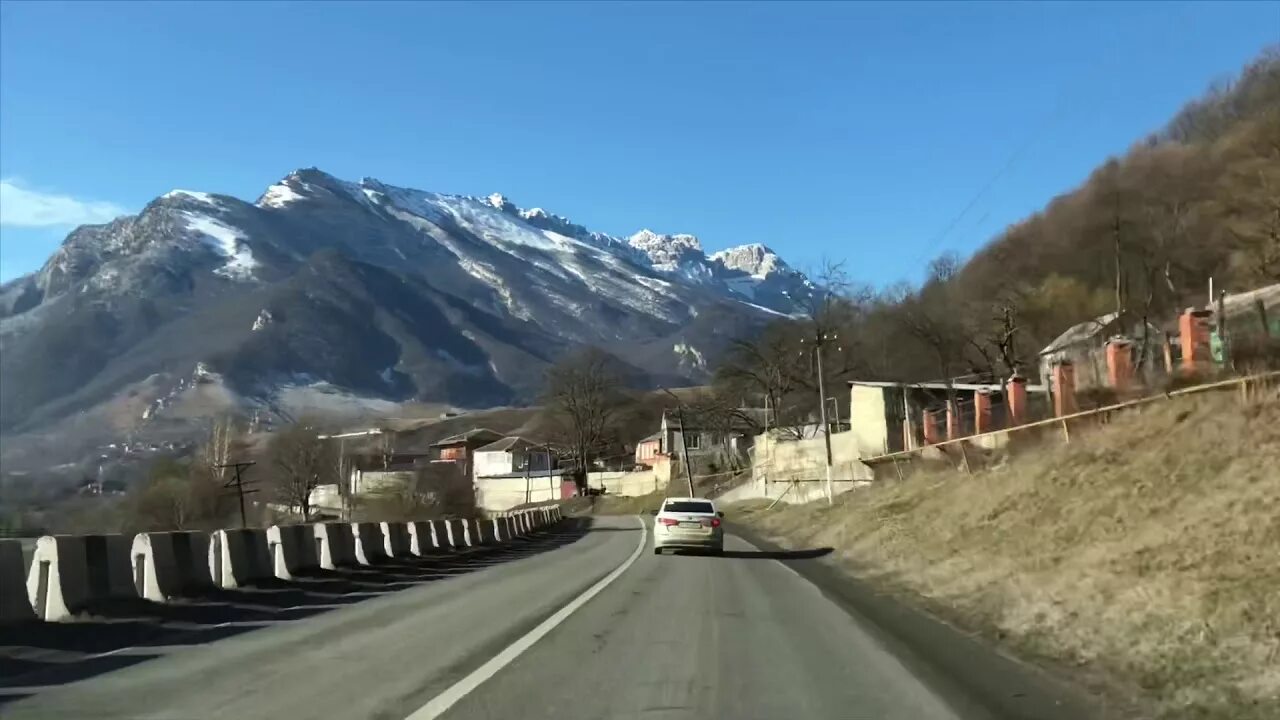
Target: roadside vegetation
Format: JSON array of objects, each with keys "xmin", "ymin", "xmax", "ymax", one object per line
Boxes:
[{"xmin": 732, "ymin": 388, "xmax": 1280, "ymax": 719}]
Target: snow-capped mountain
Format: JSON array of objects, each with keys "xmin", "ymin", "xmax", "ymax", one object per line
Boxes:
[{"xmin": 0, "ymin": 169, "xmax": 809, "ymax": 458}]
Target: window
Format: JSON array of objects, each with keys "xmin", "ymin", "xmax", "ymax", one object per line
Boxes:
[
  {"xmin": 664, "ymin": 500, "xmax": 715, "ymax": 514},
  {"xmin": 684, "ymin": 432, "xmax": 701, "ymax": 450}
]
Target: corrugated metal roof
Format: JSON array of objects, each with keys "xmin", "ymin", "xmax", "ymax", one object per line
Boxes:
[
  {"xmin": 475, "ymin": 436, "xmax": 540, "ymax": 453},
  {"xmin": 1039, "ymin": 311, "xmax": 1123, "ymax": 355}
]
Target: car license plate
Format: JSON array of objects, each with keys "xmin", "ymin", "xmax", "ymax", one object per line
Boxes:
[{"xmin": 679, "ymin": 521, "xmax": 703, "ymax": 529}]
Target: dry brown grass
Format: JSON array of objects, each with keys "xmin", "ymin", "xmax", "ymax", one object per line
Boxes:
[
  {"xmin": 561, "ymin": 490, "xmax": 667, "ymax": 517},
  {"xmin": 733, "ymin": 388, "xmax": 1280, "ymax": 720}
]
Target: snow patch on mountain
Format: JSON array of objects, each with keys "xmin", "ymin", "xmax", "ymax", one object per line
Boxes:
[
  {"xmin": 711, "ymin": 243, "xmax": 783, "ymax": 278},
  {"xmin": 674, "ymin": 342, "xmax": 706, "ymax": 371},
  {"xmin": 164, "ymin": 190, "xmax": 219, "ymax": 205},
  {"xmin": 181, "ymin": 212, "xmax": 257, "ymax": 279},
  {"xmin": 258, "ymin": 182, "xmax": 306, "ymax": 208}
]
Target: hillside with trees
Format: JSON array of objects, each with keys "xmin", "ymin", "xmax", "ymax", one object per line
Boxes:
[{"xmin": 715, "ymin": 47, "xmax": 1280, "ymax": 421}]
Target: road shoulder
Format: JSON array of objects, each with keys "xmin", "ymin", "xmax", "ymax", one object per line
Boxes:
[{"xmin": 727, "ymin": 522, "xmax": 1115, "ymax": 720}]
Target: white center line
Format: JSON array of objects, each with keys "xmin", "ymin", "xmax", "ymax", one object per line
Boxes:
[{"xmin": 404, "ymin": 515, "xmax": 648, "ymax": 720}]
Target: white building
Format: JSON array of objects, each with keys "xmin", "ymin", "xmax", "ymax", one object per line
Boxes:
[{"xmin": 471, "ymin": 436, "xmax": 567, "ymax": 512}]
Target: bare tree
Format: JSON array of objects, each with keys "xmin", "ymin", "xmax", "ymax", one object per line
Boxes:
[
  {"xmin": 541, "ymin": 348, "xmax": 625, "ymax": 492},
  {"xmin": 204, "ymin": 415, "xmax": 247, "ymax": 482},
  {"xmin": 266, "ymin": 420, "xmax": 338, "ymax": 521}
]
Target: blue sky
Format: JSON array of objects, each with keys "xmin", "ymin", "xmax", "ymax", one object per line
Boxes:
[{"xmin": 1, "ymin": 1, "xmax": 1276, "ymax": 284}]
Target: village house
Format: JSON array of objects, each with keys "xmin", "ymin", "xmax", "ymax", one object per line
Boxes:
[
  {"xmin": 470, "ymin": 436, "xmax": 569, "ymax": 511},
  {"xmin": 1037, "ymin": 311, "xmax": 1166, "ymax": 395},
  {"xmin": 847, "ymin": 378, "xmax": 1051, "ymax": 456},
  {"xmin": 428, "ymin": 428, "xmax": 505, "ymax": 481}
]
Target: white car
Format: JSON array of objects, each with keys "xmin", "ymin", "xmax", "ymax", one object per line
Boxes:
[{"xmin": 651, "ymin": 497, "xmax": 724, "ymax": 555}]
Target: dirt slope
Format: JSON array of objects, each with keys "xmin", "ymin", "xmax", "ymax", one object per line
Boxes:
[{"xmin": 734, "ymin": 386, "xmax": 1280, "ymax": 719}]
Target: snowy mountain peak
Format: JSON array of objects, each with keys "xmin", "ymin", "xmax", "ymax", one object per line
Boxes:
[
  {"xmin": 485, "ymin": 193, "xmax": 516, "ymax": 212},
  {"xmin": 710, "ymin": 243, "xmax": 785, "ymax": 278},
  {"xmin": 626, "ymin": 229, "xmax": 703, "ymax": 269}
]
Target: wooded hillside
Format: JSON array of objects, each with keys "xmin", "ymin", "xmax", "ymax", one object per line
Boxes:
[{"xmin": 714, "ymin": 47, "xmax": 1279, "ymax": 423}]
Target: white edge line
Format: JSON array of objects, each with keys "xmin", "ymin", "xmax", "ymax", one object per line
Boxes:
[{"xmin": 405, "ymin": 515, "xmax": 648, "ymax": 720}]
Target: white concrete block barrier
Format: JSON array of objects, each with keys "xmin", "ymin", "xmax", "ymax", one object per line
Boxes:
[
  {"xmin": 499, "ymin": 516, "xmax": 518, "ymax": 540},
  {"xmin": 1, "ymin": 539, "xmax": 36, "ymax": 623},
  {"xmin": 352, "ymin": 522, "xmax": 389, "ymax": 565},
  {"xmin": 471, "ymin": 519, "xmax": 496, "ymax": 546},
  {"xmin": 407, "ymin": 521, "xmax": 446, "ymax": 556},
  {"xmin": 267, "ymin": 524, "xmax": 319, "ymax": 581},
  {"xmin": 26, "ymin": 534, "xmax": 136, "ymax": 621},
  {"xmin": 313, "ymin": 523, "xmax": 357, "ymax": 570},
  {"xmin": 490, "ymin": 518, "xmax": 508, "ymax": 543},
  {"xmin": 442, "ymin": 519, "xmax": 471, "ymax": 549},
  {"xmin": 210, "ymin": 528, "xmax": 272, "ymax": 588},
  {"xmin": 131, "ymin": 531, "xmax": 214, "ymax": 602},
  {"xmin": 381, "ymin": 522, "xmax": 412, "ymax": 557}
]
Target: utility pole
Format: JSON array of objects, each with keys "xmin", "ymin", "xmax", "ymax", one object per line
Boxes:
[
  {"xmin": 662, "ymin": 389, "xmax": 696, "ymax": 497},
  {"xmin": 545, "ymin": 443, "xmax": 555, "ymax": 500},
  {"xmin": 524, "ymin": 443, "xmax": 531, "ymax": 505},
  {"xmin": 217, "ymin": 461, "xmax": 257, "ymax": 528},
  {"xmin": 1216, "ymin": 288, "xmax": 1232, "ymax": 372},
  {"xmin": 802, "ymin": 333, "xmax": 836, "ymax": 505}
]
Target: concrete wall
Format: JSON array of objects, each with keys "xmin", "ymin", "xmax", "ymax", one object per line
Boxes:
[
  {"xmin": 849, "ymin": 385, "xmax": 892, "ymax": 458},
  {"xmin": 752, "ymin": 429, "xmax": 873, "ymax": 486},
  {"xmin": 26, "ymin": 534, "xmax": 136, "ymax": 621},
  {"xmin": 131, "ymin": 531, "xmax": 213, "ymax": 602},
  {"xmin": 267, "ymin": 525, "xmax": 319, "ymax": 581},
  {"xmin": 209, "ymin": 528, "xmax": 272, "ymax": 588},
  {"xmin": 1, "ymin": 540, "xmax": 36, "ymax": 623},
  {"xmin": 475, "ymin": 475, "xmax": 562, "ymax": 512},
  {"xmin": 717, "ymin": 478, "xmax": 868, "ymax": 506},
  {"xmin": 587, "ymin": 470, "xmax": 659, "ymax": 497}
]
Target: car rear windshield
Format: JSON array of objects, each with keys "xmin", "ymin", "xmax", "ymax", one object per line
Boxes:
[{"xmin": 664, "ymin": 501, "xmax": 715, "ymax": 514}]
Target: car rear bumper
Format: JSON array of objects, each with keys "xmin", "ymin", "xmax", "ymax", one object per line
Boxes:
[{"xmin": 654, "ymin": 533, "xmax": 723, "ymax": 551}]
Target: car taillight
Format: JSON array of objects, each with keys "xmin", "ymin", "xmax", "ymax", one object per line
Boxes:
[
  {"xmin": 660, "ymin": 518, "xmax": 680, "ymax": 526},
  {"xmin": 709, "ymin": 518, "xmax": 721, "ymax": 528}
]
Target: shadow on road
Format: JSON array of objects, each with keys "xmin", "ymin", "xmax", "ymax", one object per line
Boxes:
[
  {"xmin": 0, "ymin": 518, "xmax": 589, "ymax": 700},
  {"xmin": 664, "ymin": 547, "xmax": 834, "ymax": 560},
  {"xmin": 721, "ymin": 548, "xmax": 833, "ymax": 560}
]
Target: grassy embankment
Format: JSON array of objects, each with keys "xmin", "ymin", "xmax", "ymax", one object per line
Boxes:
[{"xmin": 733, "ymin": 388, "xmax": 1279, "ymax": 720}]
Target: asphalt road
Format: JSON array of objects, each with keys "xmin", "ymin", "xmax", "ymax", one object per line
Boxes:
[{"xmin": 1, "ymin": 517, "xmax": 982, "ymax": 720}]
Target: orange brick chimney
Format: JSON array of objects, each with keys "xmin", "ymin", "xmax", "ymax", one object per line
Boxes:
[
  {"xmin": 946, "ymin": 400, "xmax": 961, "ymax": 440},
  {"xmin": 1007, "ymin": 374, "xmax": 1027, "ymax": 426},
  {"xmin": 974, "ymin": 390, "xmax": 993, "ymax": 434},
  {"xmin": 1179, "ymin": 308, "xmax": 1213, "ymax": 375},
  {"xmin": 1052, "ymin": 361, "xmax": 1077, "ymax": 417},
  {"xmin": 1105, "ymin": 337, "xmax": 1134, "ymax": 391},
  {"xmin": 922, "ymin": 408, "xmax": 941, "ymax": 445}
]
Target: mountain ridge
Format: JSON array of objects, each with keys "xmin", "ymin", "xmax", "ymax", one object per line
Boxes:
[{"xmin": 0, "ymin": 169, "xmax": 811, "ymax": 469}]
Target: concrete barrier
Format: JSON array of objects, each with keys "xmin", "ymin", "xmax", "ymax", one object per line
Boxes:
[
  {"xmin": 442, "ymin": 519, "xmax": 470, "ymax": 549},
  {"xmin": 1, "ymin": 540, "xmax": 36, "ymax": 623},
  {"xmin": 408, "ymin": 521, "xmax": 444, "ymax": 556},
  {"xmin": 26, "ymin": 535, "xmax": 136, "ymax": 621},
  {"xmin": 208, "ymin": 528, "xmax": 272, "ymax": 588},
  {"xmin": 267, "ymin": 525, "xmax": 319, "ymax": 580},
  {"xmin": 500, "ymin": 516, "xmax": 517, "ymax": 540},
  {"xmin": 314, "ymin": 523, "xmax": 357, "ymax": 569},
  {"xmin": 352, "ymin": 523, "xmax": 389, "ymax": 565},
  {"xmin": 132, "ymin": 531, "xmax": 213, "ymax": 601},
  {"xmin": 471, "ymin": 519, "xmax": 496, "ymax": 545},
  {"xmin": 381, "ymin": 522, "xmax": 412, "ymax": 557}
]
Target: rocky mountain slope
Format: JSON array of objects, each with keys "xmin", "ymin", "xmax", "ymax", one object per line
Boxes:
[{"xmin": 0, "ymin": 169, "xmax": 810, "ymax": 466}]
